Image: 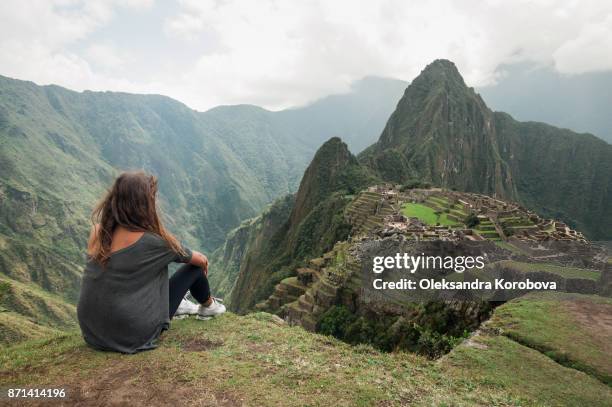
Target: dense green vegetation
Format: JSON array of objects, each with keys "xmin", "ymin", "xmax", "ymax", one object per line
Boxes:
[{"xmin": 318, "ymin": 304, "xmax": 475, "ymax": 358}]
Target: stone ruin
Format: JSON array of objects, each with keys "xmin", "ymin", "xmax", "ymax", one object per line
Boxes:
[{"xmin": 368, "ymin": 186, "xmax": 588, "ymax": 246}]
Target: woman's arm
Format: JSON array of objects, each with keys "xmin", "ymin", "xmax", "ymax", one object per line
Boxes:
[{"xmin": 189, "ymin": 250, "xmax": 209, "ymax": 276}]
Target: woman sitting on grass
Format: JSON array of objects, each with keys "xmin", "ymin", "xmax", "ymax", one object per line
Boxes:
[{"xmin": 77, "ymin": 171, "xmax": 225, "ymax": 354}]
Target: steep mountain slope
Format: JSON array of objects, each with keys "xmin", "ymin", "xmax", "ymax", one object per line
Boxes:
[
  {"xmin": 361, "ymin": 60, "xmax": 516, "ymax": 199},
  {"xmin": 0, "ymin": 273, "xmax": 76, "ymax": 345},
  {"xmin": 228, "ymin": 138, "xmax": 375, "ymax": 312},
  {"xmin": 361, "ymin": 59, "xmax": 612, "ymax": 240},
  {"xmin": 208, "ymin": 195, "xmax": 294, "ymax": 299}
]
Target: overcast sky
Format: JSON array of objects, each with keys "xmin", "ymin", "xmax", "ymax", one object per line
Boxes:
[{"xmin": 1, "ymin": 0, "xmax": 611, "ymax": 111}]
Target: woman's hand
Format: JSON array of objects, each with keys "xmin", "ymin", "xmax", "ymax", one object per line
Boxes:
[{"xmin": 190, "ymin": 250, "xmax": 209, "ymax": 276}]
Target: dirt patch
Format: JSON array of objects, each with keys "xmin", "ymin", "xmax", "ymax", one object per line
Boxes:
[
  {"xmin": 463, "ymin": 334, "xmax": 488, "ymax": 350},
  {"xmin": 563, "ymin": 299, "xmax": 612, "ymax": 376},
  {"xmin": 0, "ymin": 364, "xmax": 49, "ymax": 382},
  {"xmin": 212, "ymin": 390, "xmax": 243, "ymax": 406},
  {"xmin": 564, "ymin": 300, "xmax": 612, "ymax": 343},
  {"xmin": 17, "ymin": 361, "xmax": 240, "ymax": 407},
  {"xmin": 180, "ymin": 338, "xmax": 223, "ymax": 352}
]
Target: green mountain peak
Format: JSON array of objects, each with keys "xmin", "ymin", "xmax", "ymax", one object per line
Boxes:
[
  {"xmin": 362, "ymin": 58, "xmax": 515, "ymax": 199},
  {"xmin": 417, "ymin": 59, "xmax": 466, "ymax": 85},
  {"xmin": 289, "ymin": 137, "xmax": 357, "ymax": 226}
]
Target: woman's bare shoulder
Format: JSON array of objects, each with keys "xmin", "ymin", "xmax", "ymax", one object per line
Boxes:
[{"xmin": 87, "ymin": 224, "xmax": 100, "ymax": 254}]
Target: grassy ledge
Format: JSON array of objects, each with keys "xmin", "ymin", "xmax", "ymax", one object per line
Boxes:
[
  {"xmin": 487, "ymin": 292, "xmax": 612, "ymax": 385},
  {"xmin": 1, "ymin": 311, "xmax": 611, "ymax": 406}
]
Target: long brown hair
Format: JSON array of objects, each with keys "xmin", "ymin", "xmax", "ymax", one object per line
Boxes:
[{"xmin": 90, "ymin": 171, "xmax": 185, "ymax": 265}]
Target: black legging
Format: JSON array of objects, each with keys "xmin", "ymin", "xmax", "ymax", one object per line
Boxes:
[{"xmin": 169, "ymin": 264, "xmax": 210, "ymax": 318}]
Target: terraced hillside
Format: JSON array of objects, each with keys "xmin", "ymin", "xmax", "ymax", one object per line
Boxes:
[
  {"xmin": 252, "ymin": 184, "xmax": 607, "ymax": 359},
  {"xmin": 344, "ymin": 190, "xmax": 395, "ymax": 232}
]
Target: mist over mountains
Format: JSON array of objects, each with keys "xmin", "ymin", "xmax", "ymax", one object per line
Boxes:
[{"xmin": 479, "ymin": 63, "xmax": 612, "ymax": 144}]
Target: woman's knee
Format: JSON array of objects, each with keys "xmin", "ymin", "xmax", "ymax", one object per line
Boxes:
[{"xmin": 176, "ymin": 263, "xmax": 203, "ymax": 274}]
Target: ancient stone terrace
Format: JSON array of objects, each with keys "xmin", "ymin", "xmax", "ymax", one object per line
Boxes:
[
  {"xmin": 354, "ymin": 185, "xmax": 587, "ymax": 245},
  {"xmin": 256, "ymin": 185, "xmax": 602, "ymax": 334},
  {"xmin": 260, "ymin": 242, "xmax": 361, "ymax": 332},
  {"xmin": 345, "ymin": 189, "xmax": 395, "ymax": 232}
]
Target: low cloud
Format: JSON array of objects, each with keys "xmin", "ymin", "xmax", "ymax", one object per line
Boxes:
[{"xmin": 1, "ymin": 0, "xmax": 611, "ymax": 111}]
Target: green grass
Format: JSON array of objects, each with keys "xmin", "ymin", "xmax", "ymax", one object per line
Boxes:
[
  {"xmin": 493, "ymin": 241, "xmax": 532, "ymax": 256},
  {"xmin": 401, "ymin": 203, "xmax": 459, "ymax": 226},
  {"xmin": 2, "ymin": 312, "xmax": 610, "ymax": 406},
  {"xmin": 475, "ymin": 230, "xmax": 501, "ymax": 241},
  {"xmin": 0, "ymin": 274, "xmax": 77, "ymax": 339},
  {"xmin": 441, "ymin": 332, "xmax": 611, "ymax": 406},
  {"xmin": 0, "ymin": 311, "xmax": 63, "ymax": 344},
  {"xmin": 487, "ymin": 292, "xmax": 612, "ymax": 385},
  {"xmin": 497, "ymin": 260, "xmax": 601, "ymax": 281}
]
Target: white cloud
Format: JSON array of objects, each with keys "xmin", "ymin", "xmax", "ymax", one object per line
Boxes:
[
  {"xmin": 0, "ymin": 0, "xmax": 152, "ymax": 91},
  {"xmin": 85, "ymin": 43, "xmax": 128, "ymax": 71},
  {"xmin": 1, "ymin": 0, "xmax": 611, "ymax": 110},
  {"xmin": 553, "ymin": 14, "xmax": 612, "ymax": 74}
]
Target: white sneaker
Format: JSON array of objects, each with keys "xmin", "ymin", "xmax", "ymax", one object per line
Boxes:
[
  {"xmin": 175, "ymin": 297, "xmax": 199, "ymax": 316},
  {"xmin": 197, "ymin": 297, "xmax": 226, "ymax": 318}
]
